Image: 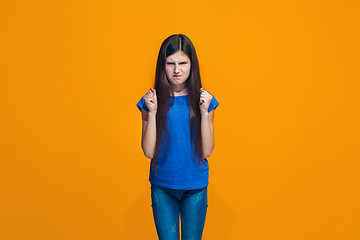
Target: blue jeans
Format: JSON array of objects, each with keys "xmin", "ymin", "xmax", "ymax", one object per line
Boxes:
[{"xmin": 151, "ymin": 184, "xmax": 208, "ymax": 240}]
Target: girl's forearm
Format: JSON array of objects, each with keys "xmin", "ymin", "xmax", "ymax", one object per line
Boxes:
[
  {"xmin": 201, "ymin": 112, "xmax": 214, "ymax": 158},
  {"xmin": 142, "ymin": 112, "xmax": 157, "ymax": 159}
]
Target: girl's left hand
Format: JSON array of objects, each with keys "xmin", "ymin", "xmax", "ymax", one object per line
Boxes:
[{"xmin": 199, "ymin": 88, "xmax": 213, "ymax": 114}]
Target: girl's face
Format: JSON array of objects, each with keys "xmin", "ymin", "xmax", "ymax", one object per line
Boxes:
[{"xmin": 165, "ymin": 51, "xmax": 191, "ymax": 88}]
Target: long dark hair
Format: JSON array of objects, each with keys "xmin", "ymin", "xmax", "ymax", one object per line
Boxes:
[{"xmin": 152, "ymin": 34, "xmax": 204, "ymax": 171}]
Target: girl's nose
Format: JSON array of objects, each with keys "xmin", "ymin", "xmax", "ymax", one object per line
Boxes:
[{"xmin": 174, "ymin": 64, "xmax": 180, "ymax": 73}]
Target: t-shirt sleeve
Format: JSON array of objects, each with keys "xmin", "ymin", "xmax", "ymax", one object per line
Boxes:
[
  {"xmin": 136, "ymin": 97, "xmax": 149, "ymax": 112},
  {"xmin": 208, "ymin": 96, "xmax": 219, "ymax": 112}
]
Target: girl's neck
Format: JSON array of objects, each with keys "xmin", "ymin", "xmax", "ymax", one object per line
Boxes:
[{"xmin": 172, "ymin": 87, "xmax": 189, "ymax": 96}]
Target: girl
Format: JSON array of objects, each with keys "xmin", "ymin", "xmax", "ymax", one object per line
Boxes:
[{"xmin": 136, "ymin": 34, "xmax": 219, "ymax": 240}]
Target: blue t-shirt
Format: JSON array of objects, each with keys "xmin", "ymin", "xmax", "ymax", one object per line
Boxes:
[{"xmin": 137, "ymin": 94, "xmax": 219, "ymax": 190}]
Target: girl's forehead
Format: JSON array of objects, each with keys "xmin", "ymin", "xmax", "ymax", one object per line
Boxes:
[{"xmin": 166, "ymin": 51, "xmax": 190, "ymax": 62}]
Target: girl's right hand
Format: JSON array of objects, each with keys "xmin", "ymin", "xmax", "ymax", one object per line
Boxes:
[{"xmin": 143, "ymin": 88, "xmax": 158, "ymax": 113}]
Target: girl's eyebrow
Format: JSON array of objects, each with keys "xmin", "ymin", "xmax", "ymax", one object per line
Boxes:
[{"xmin": 166, "ymin": 60, "xmax": 188, "ymax": 63}]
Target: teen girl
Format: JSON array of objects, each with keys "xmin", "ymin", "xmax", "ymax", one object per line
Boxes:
[{"xmin": 136, "ymin": 34, "xmax": 219, "ymax": 240}]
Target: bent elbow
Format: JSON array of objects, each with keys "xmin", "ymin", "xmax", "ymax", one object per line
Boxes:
[
  {"xmin": 203, "ymin": 151, "xmax": 212, "ymax": 159},
  {"xmin": 144, "ymin": 152, "xmax": 154, "ymax": 159},
  {"xmin": 141, "ymin": 143, "xmax": 154, "ymax": 159},
  {"xmin": 203, "ymin": 146, "xmax": 214, "ymax": 159},
  {"xmin": 142, "ymin": 147, "xmax": 154, "ymax": 159}
]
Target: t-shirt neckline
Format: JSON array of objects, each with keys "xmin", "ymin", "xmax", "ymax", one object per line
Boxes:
[{"xmin": 173, "ymin": 94, "xmax": 189, "ymax": 97}]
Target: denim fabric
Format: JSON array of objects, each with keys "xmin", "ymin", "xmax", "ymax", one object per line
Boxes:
[{"xmin": 151, "ymin": 184, "xmax": 208, "ymax": 240}]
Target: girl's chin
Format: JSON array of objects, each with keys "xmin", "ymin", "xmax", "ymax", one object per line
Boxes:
[{"xmin": 170, "ymin": 80, "xmax": 187, "ymax": 85}]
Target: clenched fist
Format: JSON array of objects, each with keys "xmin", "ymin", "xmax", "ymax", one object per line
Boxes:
[
  {"xmin": 143, "ymin": 88, "xmax": 158, "ymax": 113},
  {"xmin": 199, "ymin": 88, "xmax": 213, "ymax": 115}
]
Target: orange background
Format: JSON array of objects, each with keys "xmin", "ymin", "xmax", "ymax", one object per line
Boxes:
[{"xmin": 1, "ymin": 0, "xmax": 359, "ymax": 239}]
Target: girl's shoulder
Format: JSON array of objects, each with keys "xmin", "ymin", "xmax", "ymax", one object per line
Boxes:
[
  {"xmin": 136, "ymin": 96, "xmax": 148, "ymax": 112},
  {"xmin": 208, "ymin": 95, "xmax": 219, "ymax": 112}
]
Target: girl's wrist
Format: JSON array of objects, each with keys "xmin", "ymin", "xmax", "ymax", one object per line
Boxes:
[
  {"xmin": 148, "ymin": 110, "xmax": 157, "ymax": 116},
  {"xmin": 200, "ymin": 111, "xmax": 209, "ymax": 117}
]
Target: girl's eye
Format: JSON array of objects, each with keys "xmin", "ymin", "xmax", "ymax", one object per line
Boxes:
[{"xmin": 166, "ymin": 62, "xmax": 187, "ymax": 65}]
